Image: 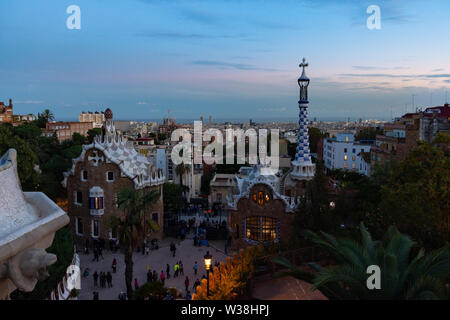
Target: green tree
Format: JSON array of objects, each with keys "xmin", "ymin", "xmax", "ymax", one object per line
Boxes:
[
  {"xmin": 293, "ymin": 161, "xmax": 338, "ymax": 238},
  {"xmin": 175, "ymin": 163, "xmax": 190, "ymax": 196},
  {"xmin": 371, "ymin": 141, "xmax": 450, "ymax": 250},
  {"xmin": 87, "ymin": 128, "xmax": 102, "ymax": 143},
  {"xmin": 355, "ymin": 127, "xmax": 383, "ymax": 141},
  {"xmin": 0, "ymin": 124, "xmax": 38, "ymax": 190},
  {"xmin": 111, "ymin": 188, "xmax": 160, "ymax": 299},
  {"xmin": 273, "ymin": 223, "xmax": 450, "ymax": 300},
  {"xmin": 163, "ymin": 182, "xmax": 183, "ymax": 212}
]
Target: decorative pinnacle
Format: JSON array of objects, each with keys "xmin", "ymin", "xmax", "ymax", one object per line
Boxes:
[{"xmin": 299, "ymin": 58, "xmax": 308, "ymax": 72}]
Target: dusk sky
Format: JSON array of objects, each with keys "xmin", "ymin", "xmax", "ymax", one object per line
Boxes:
[{"xmin": 1, "ymin": 0, "xmax": 450, "ymax": 121}]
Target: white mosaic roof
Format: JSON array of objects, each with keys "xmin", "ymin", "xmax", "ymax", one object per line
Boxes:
[{"xmin": 62, "ymin": 117, "xmax": 164, "ymax": 189}]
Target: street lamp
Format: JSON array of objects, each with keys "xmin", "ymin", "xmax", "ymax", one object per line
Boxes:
[{"xmin": 204, "ymin": 251, "xmax": 212, "ymax": 296}]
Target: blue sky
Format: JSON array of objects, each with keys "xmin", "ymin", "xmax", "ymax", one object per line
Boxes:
[{"xmin": 1, "ymin": 0, "xmax": 450, "ymax": 121}]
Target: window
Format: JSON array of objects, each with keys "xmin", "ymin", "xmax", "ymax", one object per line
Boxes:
[
  {"xmin": 352, "ymin": 148, "xmax": 356, "ymax": 153},
  {"xmin": 344, "ymin": 155, "xmax": 348, "ymax": 161},
  {"xmin": 352, "ymin": 163, "xmax": 356, "ymax": 169},
  {"xmin": 245, "ymin": 217, "xmax": 261, "ymax": 242},
  {"xmin": 253, "ymin": 191, "xmax": 270, "ymax": 206},
  {"xmin": 245, "ymin": 216, "xmax": 278, "ymax": 243},
  {"xmin": 81, "ymin": 170, "xmax": 88, "ymax": 181},
  {"xmin": 90, "ymin": 197, "xmax": 104, "ymax": 210},
  {"xmin": 109, "ymin": 228, "xmax": 117, "ymax": 240},
  {"xmin": 217, "ymin": 193, "xmax": 222, "ymax": 203},
  {"xmin": 89, "ymin": 186, "xmax": 104, "ymax": 211},
  {"xmin": 92, "ymin": 220, "xmax": 100, "ymax": 238},
  {"xmin": 344, "ymin": 162, "xmax": 348, "ymax": 169},
  {"xmin": 261, "ymin": 217, "xmax": 277, "ymax": 241},
  {"xmin": 352, "ymin": 155, "xmax": 356, "ymax": 161},
  {"xmin": 107, "ymin": 171, "xmax": 114, "ymax": 182},
  {"xmin": 75, "ymin": 191, "xmax": 83, "ymax": 205},
  {"xmin": 344, "ymin": 148, "xmax": 347, "ymax": 153},
  {"xmin": 75, "ymin": 217, "xmax": 83, "ymax": 236},
  {"xmin": 345, "ymin": 137, "xmax": 349, "ymax": 142}
]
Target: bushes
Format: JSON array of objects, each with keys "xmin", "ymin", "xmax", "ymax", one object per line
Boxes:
[
  {"xmin": 133, "ymin": 281, "xmax": 177, "ymax": 300},
  {"xmin": 193, "ymin": 246, "xmax": 263, "ymax": 300}
]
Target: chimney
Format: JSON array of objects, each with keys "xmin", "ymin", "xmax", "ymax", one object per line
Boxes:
[{"xmin": 9, "ymin": 99, "xmax": 12, "ymax": 108}]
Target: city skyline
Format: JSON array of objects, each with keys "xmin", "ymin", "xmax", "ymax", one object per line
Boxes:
[{"xmin": 1, "ymin": 0, "xmax": 450, "ymax": 121}]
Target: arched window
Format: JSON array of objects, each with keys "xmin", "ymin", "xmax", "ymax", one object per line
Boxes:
[{"xmin": 253, "ymin": 191, "xmax": 271, "ymax": 205}]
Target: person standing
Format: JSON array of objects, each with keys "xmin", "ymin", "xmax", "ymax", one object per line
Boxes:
[
  {"xmin": 92, "ymin": 248, "xmax": 99, "ymax": 262},
  {"xmin": 174, "ymin": 262, "xmax": 179, "ymax": 278},
  {"xmin": 184, "ymin": 276, "xmax": 189, "ymax": 292},
  {"xmin": 98, "ymin": 246, "xmax": 104, "ymax": 260},
  {"xmin": 112, "ymin": 258, "xmax": 117, "ymax": 273},
  {"xmin": 160, "ymin": 270, "xmax": 166, "ymax": 285},
  {"xmin": 149, "ymin": 270, "xmax": 153, "ymax": 283},
  {"xmin": 93, "ymin": 271, "xmax": 99, "ymax": 287},
  {"xmin": 166, "ymin": 264, "xmax": 171, "ymax": 279},
  {"xmin": 180, "ymin": 261, "xmax": 184, "ymax": 275},
  {"xmin": 193, "ymin": 261, "xmax": 198, "ymax": 275},
  {"xmin": 106, "ymin": 272, "xmax": 113, "ymax": 288}
]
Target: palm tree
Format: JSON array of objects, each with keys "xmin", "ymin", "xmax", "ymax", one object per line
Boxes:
[
  {"xmin": 175, "ymin": 163, "xmax": 190, "ymax": 197},
  {"xmin": 41, "ymin": 109, "xmax": 55, "ymax": 122},
  {"xmin": 272, "ymin": 223, "xmax": 450, "ymax": 299},
  {"xmin": 110, "ymin": 188, "xmax": 160, "ymax": 299}
]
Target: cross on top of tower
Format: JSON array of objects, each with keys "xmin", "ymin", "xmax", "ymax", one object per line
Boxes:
[{"xmin": 299, "ymin": 58, "xmax": 308, "ymax": 70}]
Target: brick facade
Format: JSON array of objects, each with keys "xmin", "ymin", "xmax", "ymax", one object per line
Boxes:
[
  {"xmin": 66, "ymin": 148, "xmax": 164, "ymax": 249},
  {"xmin": 228, "ymin": 183, "xmax": 294, "ymax": 250}
]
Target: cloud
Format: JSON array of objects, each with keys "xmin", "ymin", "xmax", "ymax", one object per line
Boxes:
[
  {"xmin": 257, "ymin": 106, "xmax": 288, "ymax": 112},
  {"xmin": 15, "ymin": 100, "xmax": 44, "ymax": 104},
  {"xmin": 340, "ymin": 73, "xmax": 450, "ymax": 79},
  {"xmin": 137, "ymin": 101, "xmax": 148, "ymax": 105},
  {"xmin": 191, "ymin": 60, "xmax": 277, "ymax": 71}
]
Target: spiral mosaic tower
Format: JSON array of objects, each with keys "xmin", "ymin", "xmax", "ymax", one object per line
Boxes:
[{"xmin": 291, "ymin": 58, "xmax": 315, "ymax": 180}]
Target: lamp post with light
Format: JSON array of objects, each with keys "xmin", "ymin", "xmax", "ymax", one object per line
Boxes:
[{"xmin": 204, "ymin": 251, "xmax": 212, "ymax": 296}]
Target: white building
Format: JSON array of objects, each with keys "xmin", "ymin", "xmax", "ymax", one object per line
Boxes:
[{"xmin": 323, "ymin": 133, "xmax": 372, "ymax": 175}]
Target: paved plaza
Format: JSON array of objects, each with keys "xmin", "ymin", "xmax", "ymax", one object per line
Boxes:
[{"xmin": 78, "ymin": 237, "xmax": 228, "ymax": 300}]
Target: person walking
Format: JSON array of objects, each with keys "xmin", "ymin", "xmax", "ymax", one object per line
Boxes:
[
  {"xmin": 100, "ymin": 272, "xmax": 106, "ymax": 288},
  {"xmin": 166, "ymin": 264, "xmax": 171, "ymax": 279},
  {"xmin": 193, "ymin": 279, "xmax": 201, "ymax": 293},
  {"xmin": 193, "ymin": 261, "xmax": 198, "ymax": 275},
  {"xmin": 98, "ymin": 246, "xmax": 104, "ymax": 260},
  {"xmin": 93, "ymin": 271, "xmax": 98, "ymax": 287},
  {"xmin": 92, "ymin": 248, "xmax": 99, "ymax": 262},
  {"xmin": 184, "ymin": 276, "xmax": 190, "ymax": 292},
  {"xmin": 134, "ymin": 278, "xmax": 139, "ymax": 290},
  {"xmin": 106, "ymin": 272, "xmax": 113, "ymax": 288},
  {"xmin": 174, "ymin": 262, "xmax": 179, "ymax": 278},
  {"xmin": 170, "ymin": 242, "xmax": 176, "ymax": 257},
  {"xmin": 147, "ymin": 270, "xmax": 152, "ymax": 283},
  {"xmin": 160, "ymin": 270, "xmax": 166, "ymax": 285},
  {"xmin": 112, "ymin": 258, "xmax": 117, "ymax": 273},
  {"xmin": 180, "ymin": 261, "xmax": 184, "ymax": 275}
]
